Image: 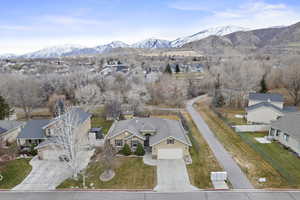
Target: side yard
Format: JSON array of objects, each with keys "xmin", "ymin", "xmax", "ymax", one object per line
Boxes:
[
  {"xmin": 195, "ymin": 99, "xmax": 289, "ymax": 188},
  {"xmin": 0, "ymin": 159, "xmax": 32, "ymax": 189},
  {"xmin": 58, "ymin": 157, "xmax": 155, "ymax": 189},
  {"xmin": 239, "ymin": 132, "xmax": 300, "ymax": 188}
]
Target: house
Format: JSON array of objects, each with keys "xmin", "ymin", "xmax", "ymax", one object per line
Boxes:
[
  {"xmin": 0, "ymin": 120, "xmax": 24, "ymax": 144},
  {"xmin": 17, "ymin": 108, "xmax": 92, "ymax": 160},
  {"xmin": 246, "ymin": 93, "xmax": 297, "ymax": 124},
  {"xmin": 268, "ymin": 112, "xmax": 300, "ymax": 156},
  {"xmin": 105, "ymin": 118, "xmax": 192, "ymax": 159},
  {"xmin": 89, "ymin": 128, "xmax": 104, "ymax": 147}
]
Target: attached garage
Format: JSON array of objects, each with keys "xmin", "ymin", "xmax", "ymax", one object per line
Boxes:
[{"xmin": 157, "ymin": 148, "xmax": 183, "ymax": 159}]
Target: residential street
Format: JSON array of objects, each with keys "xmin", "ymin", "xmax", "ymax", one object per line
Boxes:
[
  {"xmin": 154, "ymin": 159, "xmax": 198, "ymax": 192},
  {"xmin": 1, "ymin": 190, "xmax": 300, "ymax": 200},
  {"xmin": 186, "ymin": 96, "xmax": 254, "ymax": 189}
]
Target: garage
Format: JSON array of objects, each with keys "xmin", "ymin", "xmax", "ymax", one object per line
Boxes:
[{"xmin": 157, "ymin": 148, "xmax": 183, "ymax": 159}]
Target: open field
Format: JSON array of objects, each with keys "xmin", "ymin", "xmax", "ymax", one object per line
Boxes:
[
  {"xmin": 181, "ymin": 111, "xmax": 223, "ymax": 189},
  {"xmin": 195, "ymin": 99, "xmax": 290, "ymax": 188},
  {"xmin": 58, "ymin": 157, "xmax": 156, "ymax": 189},
  {"xmin": 0, "ymin": 158, "xmax": 32, "ymax": 189},
  {"xmin": 239, "ymin": 132, "xmax": 300, "ymax": 188},
  {"xmin": 215, "ymin": 107, "xmax": 247, "ymax": 125}
]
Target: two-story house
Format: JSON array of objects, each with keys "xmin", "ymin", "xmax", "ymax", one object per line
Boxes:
[
  {"xmin": 246, "ymin": 93, "xmax": 297, "ymax": 124},
  {"xmin": 17, "ymin": 108, "xmax": 91, "ymax": 160}
]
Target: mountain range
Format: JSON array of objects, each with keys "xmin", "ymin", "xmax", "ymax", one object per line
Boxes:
[{"xmin": 2, "ymin": 22, "xmax": 300, "ymax": 58}]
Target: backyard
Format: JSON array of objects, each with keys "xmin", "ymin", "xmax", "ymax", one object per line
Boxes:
[
  {"xmin": 0, "ymin": 158, "xmax": 32, "ymax": 189},
  {"xmin": 58, "ymin": 157, "xmax": 156, "ymax": 189},
  {"xmin": 195, "ymin": 98, "xmax": 290, "ymax": 188}
]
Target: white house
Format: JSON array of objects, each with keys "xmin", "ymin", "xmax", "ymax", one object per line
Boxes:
[{"xmin": 246, "ymin": 93, "xmax": 297, "ymax": 124}]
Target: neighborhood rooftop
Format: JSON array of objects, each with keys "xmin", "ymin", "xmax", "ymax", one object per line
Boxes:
[
  {"xmin": 107, "ymin": 117, "xmax": 192, "ymax": 146},
  {"xmin": 0, "ymin": 120, "xmax": 24, "ymax": 135},
  {"xmin": 271, "ymin": 112, "xmax": 300, "ymax": 141},
  {"xmin": 249, "ymin": 93, "xmax": 284, "ymax": 102}
]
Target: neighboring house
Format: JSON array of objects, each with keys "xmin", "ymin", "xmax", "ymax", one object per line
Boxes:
[
  {"xmin": 268, "ymin": 112, "xmax": 300, "ymax": 156},
  {"xmin": 246, "ymin": 93, "xmax": 297, "ymax": 124},
  {"xmin": 17, "ymin": 108, "xmax": 92, "ymax": 160},
  {"xmin": 89, "ymin": 128, "xmax": 104, "ymax": 147},
  {"xmin": 0, "ymin": 120, "xmax": 24, "ymax": 144},
  {"xmin": 106, "ymin": 118, "xmax": 192, "ymax": 159}
]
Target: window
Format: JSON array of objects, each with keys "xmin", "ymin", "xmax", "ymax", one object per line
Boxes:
[
  {"xmin": 283, "ymin": 133, "xmax": 290, "ymax": 142},
  {"xmin": 115, "ymin": 139, "xmax": 123, "ymax": 147},
  {"xmin": 131, "ymin": 140, "xmax": 139, "ymax": 148},
  {"xmin": 276, "ymin": 130, "xmax": 281, "ymax": 137},
  {"xmin": 167, "ymin": 139, "xmax": 175, "ymax": 144}
]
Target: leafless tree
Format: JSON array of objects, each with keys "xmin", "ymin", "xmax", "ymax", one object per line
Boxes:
[{"xmin": 283, "ymin": 64, "xmax": 300, "ymax": 105}]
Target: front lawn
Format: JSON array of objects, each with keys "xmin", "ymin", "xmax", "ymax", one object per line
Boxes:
[
  {"xmin": 239, "ymin": 132, "xmax": 300, "ymax": 188},
  {"xmin": 181, "ymin": 111, "xmax": 223, "ymax": 189},
  {"xmin": 58, "ymin": 157, "xmax": 156, "ymax": 189},
  {"xmin": 195, "ymin": 99, "xmax": 289, "ymax": 188},
  {"xmin": 0, "ymin": 159, "xmax": 32, "ymax": 189},
  {"xmin": 215, "ymin": 107, "xmax": 246, "ymax": 125}
]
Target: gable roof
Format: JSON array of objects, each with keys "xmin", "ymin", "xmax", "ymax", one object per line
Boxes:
[
  {"xmin": 18, "ymin": 108, "xmax": 91, "ymax": 139},
  {"xmin": 246, "ymin": 102, "xmax": 283, "ymax": 113},
  {"xmin": 271, "ymin": 112, "xmax": 300, "ymax": 141},
  {"xmin": 0, "ymin": 120, "xmax": 24, "ymax": 136},
  {"xmin": 249, "ymin": 93, "xmax": 283, "ymax": 102},
  {"xmin": 106, "ymin": 118, "xmax": 192, "ymax": 146}
]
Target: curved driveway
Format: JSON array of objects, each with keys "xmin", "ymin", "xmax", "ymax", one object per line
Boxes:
[{"xmin": 186, "ymin": 96, "xmax": 253, "ymax": 189}]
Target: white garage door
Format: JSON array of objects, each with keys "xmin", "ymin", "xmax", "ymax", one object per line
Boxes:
[{"xmin": 157, "ymin": 148, "xmax": 183, "ymax": 159}]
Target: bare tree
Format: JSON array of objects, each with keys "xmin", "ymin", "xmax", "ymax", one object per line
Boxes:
[
  {"xmin": 283, "ymin": 64, "xmax": 300, "ymax": 105},
  {"xmin": 100, "ymin": 140, "xmax": 116, "ymax": 180}
]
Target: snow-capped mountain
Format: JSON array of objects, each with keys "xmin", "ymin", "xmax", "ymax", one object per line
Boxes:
[
  {"xmin": 170, "ymin": 26, "xmax": 248, "ymax": 47},
  {"xmin": 0, "ymin": 53, "xmax": 17, "ymax": 59},
  {"xmin": 131, "ymin": 38, "xmax": 171, "ymax": 49},
  {"xmin": 22, "ymin": 44, "xmax": 85, "ymax": 58},
  {"xmin": 95, "ymin": 41, "xmax": 129, "ymax": 53}
]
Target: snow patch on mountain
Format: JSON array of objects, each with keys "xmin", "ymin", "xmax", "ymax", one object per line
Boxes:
[{"xmin": 131, "ymin": 38, "xmax": 171, "ymax": 49}]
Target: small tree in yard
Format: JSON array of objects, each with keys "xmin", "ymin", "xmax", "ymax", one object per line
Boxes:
[
  {"xmin": 259, "ymin": 75, "xmax": 268, "ymax": 93},
  {"xmin": 135, "ymin": 143, "xmax": 145, "ymax": 156},
  {"xmin": 164, "ymin": 63, "xmax": 172, "ymax": 74},
  {"xmin": 0, "ymin": 96, "xmax": 13, "ymax": 120},
  {"xmin": 175, "ymin": 64, "xmax": 180, "ymax": 73},
  {"xmin": 121, "ymin": 143, "xmax": 131, "ymax": 156}
]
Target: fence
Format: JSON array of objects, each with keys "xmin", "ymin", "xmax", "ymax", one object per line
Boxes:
[{"xmin": 233, "ymin": 125, "xmax": 270, "ymax": 132}]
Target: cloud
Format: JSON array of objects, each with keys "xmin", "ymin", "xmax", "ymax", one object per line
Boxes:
[{"xmin": 39, "ymin": 15, "xmax": 103, "ymax": 26}]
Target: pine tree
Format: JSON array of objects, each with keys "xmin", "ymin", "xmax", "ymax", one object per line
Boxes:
[
  {"xmin": 121, "ymin": 143, "xmax": 132, "ymax": 156},
  {"xmin": 259, "ymin": 75, "xmax": 268, "ymax": 93},
  {"xmin": 135, "ymin": 143, "xmax": 145, "ymax": 156},
  {"xmin": 164, "ymin": 63, "xmax": 172, "ymax": 74},
  {"xmin": 0, "ymin": 96, "xmax": 13, "ymax": 120},
  {"xmin": 175, "ymin": 64, "xmax": 180, "ymax": 73}
]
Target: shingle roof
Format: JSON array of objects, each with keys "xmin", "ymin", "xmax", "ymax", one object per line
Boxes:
[
  {"xmin": 0, "ymin": 120, "xmax": 24, "ymax": 136},
  {"xmin": 271, "ymin": 112, "xmax": 300, "ymax": 141},
  {"xmin": 18, "ymin": 108, "xmax": 91, "ymax": 139},
  {"xmin": 246, "ymin": 102, "xmax": 283, "ymax": 113},
  {"xmin": 107, "ymin": 118, "xmax": 192, "ymax": 146},
  {"xmin": 249, "ymin": 93, "xmax": 283, "ymax": 102},
  {"xmin": 282, "ymin": 106, "xmax": 298, "ymax": 113}
]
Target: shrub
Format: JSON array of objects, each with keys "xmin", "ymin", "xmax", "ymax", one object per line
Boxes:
[
  {"xmin": 135, "ymin": 143, "xmax": 145, "ymax": 156},
  {"xmin": 121, "ymin": 143, "xmax": 131, "ymax": 156}
]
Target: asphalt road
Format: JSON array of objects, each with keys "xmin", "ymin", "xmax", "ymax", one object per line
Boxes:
[
  {"xmin": 186, "ymin": 96, "xmax": 254, "ymax": 189},
  {"xmin": 1, "ymin": 190, "xmax": 300, "ymax": 200}
]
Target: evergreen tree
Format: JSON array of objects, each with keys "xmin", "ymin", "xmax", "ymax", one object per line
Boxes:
[
  {"xmin": 164, "ymin": 63, "xmax": 172, "ymax": 74},
  {"xmin": 135, "ymin": 143, "xmax": 145, "ymax": 156},
  {"xmin": 259, "ymin": 75, "xmax": 268, "ymax": 93},
  {"xmin": 121, "ymin": 143, "xmax": 132, "ymax": 156},
  {"xmin": 175, "ymin": 64, "xmax": 180, "ymax": 73},
  {"xmin": 0, "ymin": 96, "xmax": 13, "ymax": 120}
]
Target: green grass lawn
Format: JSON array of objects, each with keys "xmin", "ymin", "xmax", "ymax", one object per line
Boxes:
[
  {"xmin": 239, "ymin": 132, "xmax": 300, "ymax": 188},
  {"xmin": 0, "ymin": 159, "xmax": 32, "ymax": 189},
  {"xmin": 215, "ymin": 107, "xmax": 247, "ymax": 125},
  {"xmin": 58, "ymin": 157, "xmax": 156, "ymax": 189},
  {"xmin": 196, "ymin": 100, "xmax": 289, "ymax": 188},
  {"xmin": 181, "ymin": 111, "xmax": 223, "ymax": 189}
]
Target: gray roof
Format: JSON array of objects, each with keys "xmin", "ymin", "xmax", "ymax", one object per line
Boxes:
[
  {"xmin": 282, "ymin": 106, "xmax": 298, "ymax": 113},
  {"xmin": 18, "ymin": 108, "xmax": 91, "ymax": 139},
  {"xmin": 271, "ymin": 112, "xmax": 300, "ymax": 141},
  {"xmin": 18, "ymin": 119, "xmax": 50, "ymax": 139},
  {"xmin": 246, "ymin": 102, "xmax": 283, "ymax": 113},
  {"xmin": 249, "ymin": 93, "xmax": 283, "ymax": 102},
  {"xmin": 107, "ymin": 118, "xmax": 192, "ymax": 146},
  {"xmin": 0, "ymin": 120, "xmax": 24, "ymax": 135}
]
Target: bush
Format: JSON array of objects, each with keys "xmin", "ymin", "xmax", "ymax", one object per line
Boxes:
[
  {"xmin": 135, "ymin": 143, "xmax": 145, "ymax": 156},
  {"xmin": 121, "ymin": 143, "xmax": 132, "ymax": 156}
]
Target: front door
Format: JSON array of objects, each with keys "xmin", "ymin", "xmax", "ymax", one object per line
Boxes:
[{"xmin": 144, "ymin": 134, "xmax": 150, "ymax": 147}]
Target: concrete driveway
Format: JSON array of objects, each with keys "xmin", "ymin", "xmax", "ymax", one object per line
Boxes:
[
  {"xmin": 154, "ymin": 159, "xmax": 198, "ymax": 192},
  {"xmin": 13, "ymin": 150, "xmax": 94, "ymax": 190}
]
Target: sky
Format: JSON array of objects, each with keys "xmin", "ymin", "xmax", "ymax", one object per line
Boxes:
[{"xmin": 1, "ymin": 0, "xmax": 300, "ymax": 55}]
